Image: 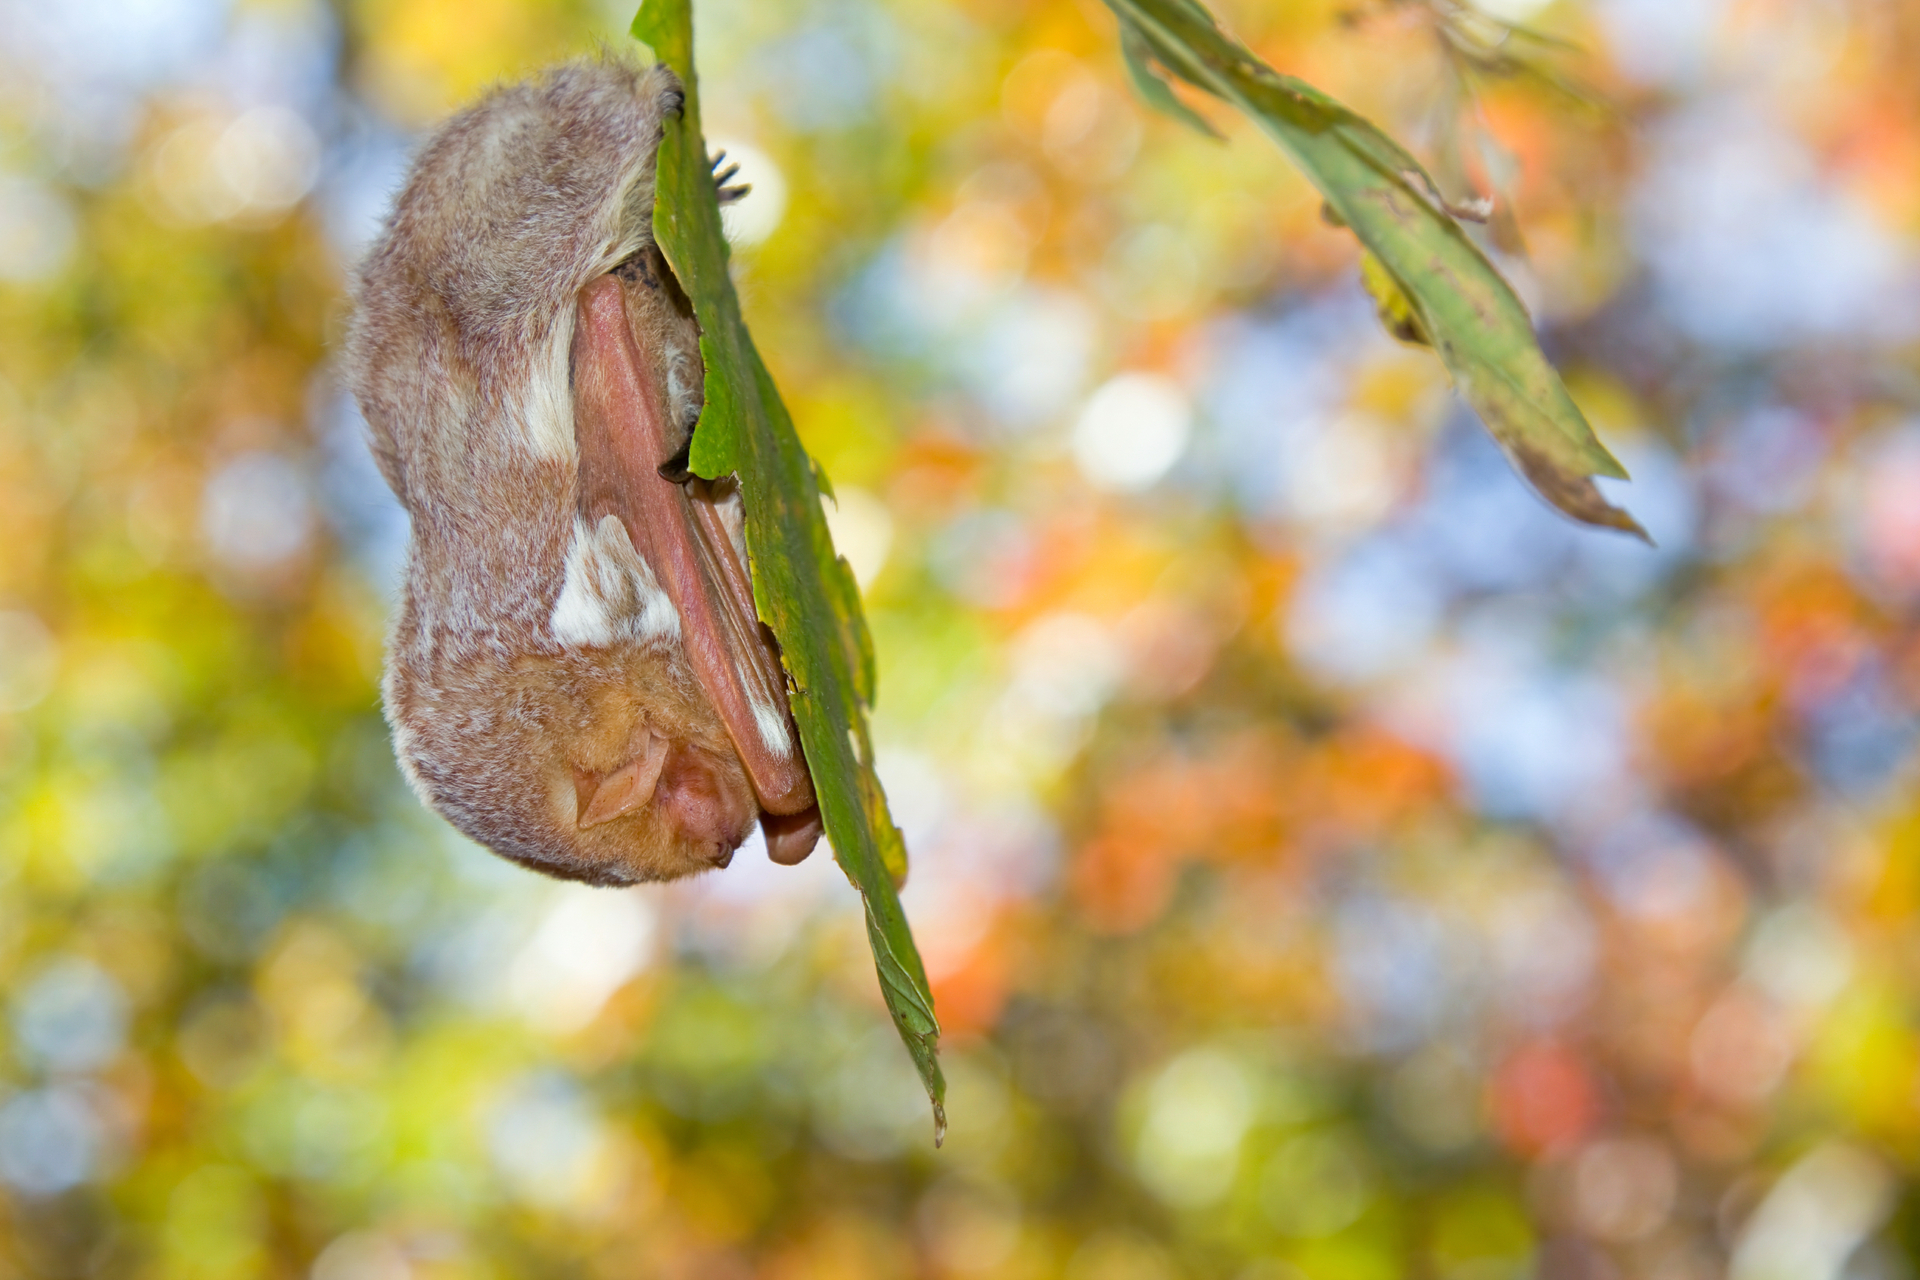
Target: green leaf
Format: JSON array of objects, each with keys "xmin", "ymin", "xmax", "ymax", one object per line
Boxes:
[
  {"xmin": 1104, "ymin": 0, "xmax": 1646, "ymax": 539},
  {"xmin": 1359, "ymin": 249, "xmax": 1428, "ymax": 347},
  {"xmin": 1120, "ymin": 27, "xmax": 1223, "ymax": 139},
  {"xmin": 632, "ymin": 0, "xmax": 946, "ymax": 1144}
]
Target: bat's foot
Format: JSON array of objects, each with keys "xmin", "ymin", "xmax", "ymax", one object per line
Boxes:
[
  {"xmin": 710, "ymin": 149, "xmax": 750, "ymax": 205},
  {"xmin": 661, "ymin": 85, "xmax": 685, "ymax": 121}
]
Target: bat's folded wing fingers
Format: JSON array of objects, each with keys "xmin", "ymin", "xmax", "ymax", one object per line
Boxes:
[
  {"xmin": 573, "ymin": 276, "xmax": 815, "ymax": 822},
  {"xmin": 688, "ymin": 495, "xmax": 814, "ymax": 814}
]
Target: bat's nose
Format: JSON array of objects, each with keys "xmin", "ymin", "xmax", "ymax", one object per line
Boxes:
[{"xmin": 655, "ymin": 743, "xmax": 758, "ymax": 860}]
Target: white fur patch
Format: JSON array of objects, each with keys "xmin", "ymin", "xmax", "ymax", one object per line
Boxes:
[
  {"xmin": 749, "ymin": 688, "xmax": 795, "ymax": 759},
  {"xmin": 515, "ymin": 150, "xmax": 654, "ymax": 463},
  {"xmin": 511, "ymin": 318, "xmax": 578, "ymax": 461},
  {"xmin": 594, "ymin": 154, "xmax": 656, "ymax": 279},
  {"xmin": 550, "ymin": 515, "xmax": 679, "ymax": 648}
]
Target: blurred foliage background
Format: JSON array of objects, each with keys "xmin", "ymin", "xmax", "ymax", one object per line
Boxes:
[{"xmin": 1, "ymin": 0, "xmax": 1918, "ymax": 1275}]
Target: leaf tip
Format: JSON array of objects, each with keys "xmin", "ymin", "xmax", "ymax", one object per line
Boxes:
[
  {"xmin": 1497, "ymin": 437, "xmax": 1650, "ymax": 539},
  {"xmin": 1593, "ymin": 449, "xmax": 1632, "ymax": 482},
  {"xmin": 1591, "ymin": 504, "xmax": 1654, "ymax": 544}
]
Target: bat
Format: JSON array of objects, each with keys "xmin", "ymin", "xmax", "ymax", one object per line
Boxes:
[{"xmin": 344, "ymin": 59, "xmax": 822, "ymax": 883}]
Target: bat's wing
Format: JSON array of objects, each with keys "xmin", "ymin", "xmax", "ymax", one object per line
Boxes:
[{"xmin": 572, "ymin": 271, "xmax": 821, "ymax": 861}]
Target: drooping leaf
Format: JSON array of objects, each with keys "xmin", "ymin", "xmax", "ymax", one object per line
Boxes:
[
  {"xmin": 1107, "ymin": 0, "xmax": 1646, "ymax": 538},
  {"xmin": 1120, "ymin": 26, "xmax": 1223, "ymax": 140},
  {"xmin": 632, "ymin": 0, "xmax": 945, "ymax": 1143}
]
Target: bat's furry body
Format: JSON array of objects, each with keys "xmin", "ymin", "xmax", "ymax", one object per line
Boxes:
[{"xmin": 347, "ymin": 59, "xmax": 818, "ymax": 883}]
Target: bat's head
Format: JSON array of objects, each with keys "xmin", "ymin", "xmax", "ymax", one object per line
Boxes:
[
  {"xmin": 347, "ymin": 59, "xmax": 823, "ymax": 882},
  {"xmin": 384, "ymin": 637, "xmax": 775, "ymax": 884}
]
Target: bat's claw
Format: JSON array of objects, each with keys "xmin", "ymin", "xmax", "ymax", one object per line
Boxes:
[
  {"xmin": 657, "ymin": 437, "xmax": 695, "ymax": 485},
  {"xmin": 763, "ymin": 806, "xmax": 822, "ymax": 865},
  {"xmin": 709, "ymin": 150, "xmax": 751, "ymax": 205},
  {"xmin": 662, "ymin": 86, "xmax": 685, "ymax": 120}
]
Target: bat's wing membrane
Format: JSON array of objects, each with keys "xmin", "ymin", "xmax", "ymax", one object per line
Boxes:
[{"xmin": 572, "ymin": 274, "xmax": 819, "ymax": 851}]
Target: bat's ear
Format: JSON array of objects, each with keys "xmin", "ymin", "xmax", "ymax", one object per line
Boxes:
[{"xmin": 574, "ymin": 734, "xmax": 669, "ymax": 829}]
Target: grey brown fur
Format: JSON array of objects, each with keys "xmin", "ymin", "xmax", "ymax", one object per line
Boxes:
[
  {"xmin": 350, "ymin": 58, "xmax": 681, "ymax": 639},
  {"xmin": 346, "ymin": 58, "xmax": 767, "ymax": 884}
]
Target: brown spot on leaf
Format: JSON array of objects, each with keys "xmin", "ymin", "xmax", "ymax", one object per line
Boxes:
[{"xmin": 1501, "ymin": 437, "xmax": 1650, "ymax": 540}]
